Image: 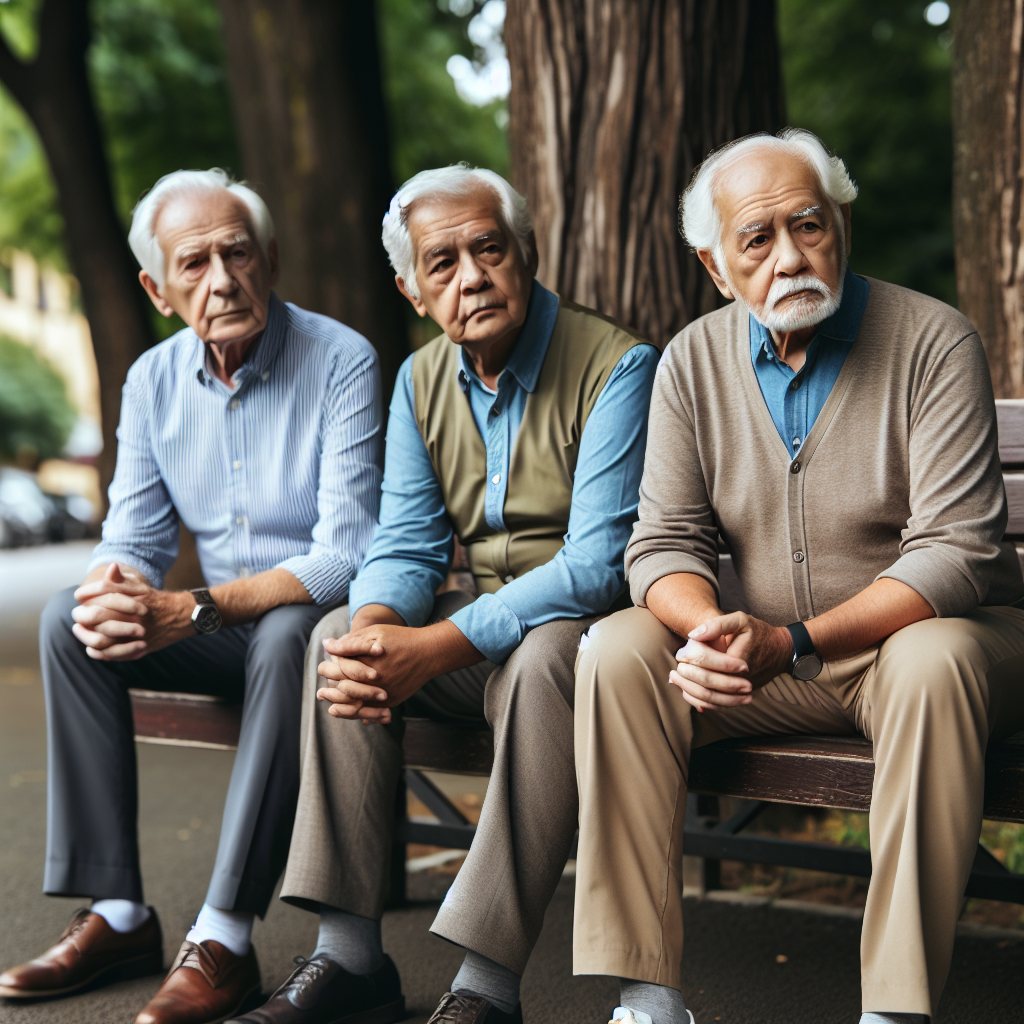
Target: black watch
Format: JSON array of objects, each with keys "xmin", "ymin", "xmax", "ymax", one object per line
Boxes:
[
  {"xmin": 785, "ymin": 620, "xmax": 822, "ymax": 680},
  {"xmin": 189, "ymin": 587, "xmax": 222, "ymax": 635}
]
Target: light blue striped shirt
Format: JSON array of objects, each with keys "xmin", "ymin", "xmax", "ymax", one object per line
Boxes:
[{"xmin": 90, "ymin": 293, "xmax": 383, "ymax": 605}]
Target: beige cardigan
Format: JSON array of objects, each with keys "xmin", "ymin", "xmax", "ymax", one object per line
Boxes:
[{"xmin": 625, "ymin": 278, "xmax": 1024, "ymax": 624}]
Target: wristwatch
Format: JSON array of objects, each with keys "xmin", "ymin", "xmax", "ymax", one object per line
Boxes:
[
  {"xmin": 785, "ymin": 620, "xmax": 822, "ymax": 680},
  {"xmin": 189, "ymin": 588, "xmax": 222, "ymax": 635}
]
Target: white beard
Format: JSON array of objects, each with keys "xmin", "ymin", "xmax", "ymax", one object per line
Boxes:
[{"xmin": 753, "ymin": 269, "xmax": 844, "ymax": 333}]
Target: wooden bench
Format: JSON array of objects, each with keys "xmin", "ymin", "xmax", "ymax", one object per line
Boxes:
[{"xmin": 129, "ymin": 398, "xmax": 1024, "ymax": 906}]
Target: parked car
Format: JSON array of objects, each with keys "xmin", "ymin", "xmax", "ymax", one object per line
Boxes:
[{"xmin": 0, "ymin": 467, "xmax": 94, "ymax": 547}]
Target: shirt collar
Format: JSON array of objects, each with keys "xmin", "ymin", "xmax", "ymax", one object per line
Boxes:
[
  {"xmin": 193, "ymin": 291, "xmax": 287, "ymax": 387},
  {"xmin": 749, "ymin": 267, "xmax": 869, "ymax": 364},
  {"xmin": 458, "ymin": 280, "xmax": 559, "ymax": 394}
]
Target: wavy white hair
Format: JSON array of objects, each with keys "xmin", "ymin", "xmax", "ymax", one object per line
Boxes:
[
  {"xmin": 679, "ymin": 128, "xmax": 858, "ymax": 257},
  {"xmin": 381, "ymin": 163, "xmax": 533, "ymax": 299},
  {"xmin": 128, "ymin": 169, "xmax": 275, "ymax": 289}
]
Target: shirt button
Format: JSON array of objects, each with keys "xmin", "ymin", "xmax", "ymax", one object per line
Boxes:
[
  {"xmin": 236, "ymin": 516, "xmax": 245, "ymax": 525},
  {"xmin": 233, "ymin": 460, "xmax": 242, "ymax": 470},
  {"xmin": 261, "ymin": 371, "xmax": 270, "ymax": 381},
  {"xmin": 491, "ymin": 474, "xmax": 500, "ymax": 484},
  {"xmin": 793, "ymin": 550, "xmax": 805, "ymax": 563},
  {"xmin": 790, "ymin": 461, "xmax": 801, "ymax": 474},
  {"xmin": 792, "ymin": 437, "xmax": 802, "ymax": 450},
  {"xmin": 504, "ymin": 574, "xmax": 514, "ymax": 583},
  {"xmin": 230, "ymin": 399, "xmax": 240, "ymax": 410},
  {"xmin": 790, "ymin": 380, "xmax": 801, "ymax": 391}
]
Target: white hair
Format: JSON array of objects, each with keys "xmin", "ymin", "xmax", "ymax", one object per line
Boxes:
[
  {"xmin": 381, "ymin": 163, "xmax": 533, "ymax": 299},
  {"xmin": 679, "ymin": 128, "xmax": 858, "ymax": 256},
  {"xmin": 128, "ymin": 168, "xmax": 275, "ymax": 289}
]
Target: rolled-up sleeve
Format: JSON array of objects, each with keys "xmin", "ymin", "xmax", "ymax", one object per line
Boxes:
[
  {"xmin": 624, "ymin": 351, "xmax": 722, "ymax": 608},
  {"xmin": 877, "ymin": 331, "xmax": 1011, "ymax": 616},
  {"xmin": 276, "ymin": 353, "xmax": 383, "ymax": 605},
  {"xmin": 450, "ymin": 343, "xmax": 660, "ymax": 662},
  {"xmin": 89, "ymin": 365, "xmax": 179, "ymax": 587},
  {"xmin": 348, "ymin": 358, "xmax": 453, "ymax": 625}
]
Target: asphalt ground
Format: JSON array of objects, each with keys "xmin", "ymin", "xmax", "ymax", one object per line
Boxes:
[{"xmin": 1, "ymin": 544, "xmax": 1021, "ymax": 1024}]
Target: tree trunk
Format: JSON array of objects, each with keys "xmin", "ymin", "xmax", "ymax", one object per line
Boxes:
[
  {"xmin": 219, "ymin": 0, "xmax": 408, "ymax": 393},
  {"xmin": 953, "ymin": 0, "xmax": 1024, "ymax": 398},
  {"xmin": 505, "ymin": 0, "xmax": 784, "ymax": 347},
  {"xmin": 0, "ymin": 0, "xmax": 155, "ymax": 498}
]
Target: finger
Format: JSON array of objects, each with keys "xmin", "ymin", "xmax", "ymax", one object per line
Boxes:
[
  {"xmin": 675, "ymin": 638, "xmax": 748, "ymax": 675},
  {"xmin": 688, "ymin": 612, "xmax": 749, "ymax": 643},
  {"xmin": 88, "ymin": 618, "xmax": 146, "ymax": 639},
  {"xmin": 681, "ymin": 688, "xmax": 718, "ymax": 713},
  {"xmin": 74, "ymin": 578, "xmax": 149, "ymax": 602},
  {"xmin": 327, "ymin": 701, "xmax": 364, "ymax": 718},
  {"xmin": 671, "ymin": 669, "xmax": 753, "ymax": 708},
  {"xmin": 72, "ymin": 605, "xmax": 145, "ymax": 633},
  {"xmin": 671, "ymin": 664, "xmax": 753, "ymax": 696},
  {"xmin": 71, "ymin": 622, "xmax": 117, "ymax": 648},
  {"xmin": 356, "ymin": 705, "xmax": 392, "ymax": 722},
  {"xmin": 323, "ymin": 635, "xmax": 384, "ymax": 658},
  {"xmin": 317, "ymin": 658, "xmax": 380, "ymax": 684},
  {"xmin": 77, "ymin": 592, "xmax": 149, "ymax": 616},
  {"xmin": 317, "ymin": 680, "xmax": 388, "ymax": 703},
  {"xmin": 85, "ymin": 640, "xmax": 148, "ymax": 661}
]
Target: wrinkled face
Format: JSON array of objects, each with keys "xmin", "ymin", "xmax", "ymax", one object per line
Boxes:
[
  {"xmin": 398, "ymin": 185, "xmax": 534, "ymax": 347},
  {"xmin": 703, "ymin": 149, "xmax": 849, "ymax": 332},
  {"xmin": 147, "ymin": 190, "xmax": 278, "ymax": 345}
]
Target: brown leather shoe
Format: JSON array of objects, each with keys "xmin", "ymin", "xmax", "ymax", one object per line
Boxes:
[
  {"xmin": 136, "ymin": 939, "xmax": 261, "ymax": 1024},
  {"xmin": 426, "ymin": 992, "xmax": 522, "ymax": 1024},
  {"xmin": 0, "ymin": 906, "xmax": 163, "ymax": 1000}
]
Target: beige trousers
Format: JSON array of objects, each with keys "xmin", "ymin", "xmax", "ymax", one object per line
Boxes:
[{"xmin": 573, "ymin": 605, "xmax": 1024, "ymax": 1017}]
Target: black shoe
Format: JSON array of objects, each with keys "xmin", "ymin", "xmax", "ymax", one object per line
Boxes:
[
  {"xmin": 426, "ymin": 991, "xmax": 523, "ymax": 1023},
  {"xmin": 228, "ymin": 954, "xmax": 405, "ymax": 1023}
]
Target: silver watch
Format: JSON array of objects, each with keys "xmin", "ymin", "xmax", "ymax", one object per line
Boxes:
[{"xmin": 189, "ymin": 588, "xmax": 222, "ymax": 635}]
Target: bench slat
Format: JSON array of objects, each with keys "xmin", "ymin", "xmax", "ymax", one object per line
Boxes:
[{"xmin": 997, "ymin": 398, "xmax": 1024, "ymax": 465}]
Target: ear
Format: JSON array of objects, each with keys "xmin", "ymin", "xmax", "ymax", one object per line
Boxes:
[
  {"xmin": 524, "ymin": 230, "xmax": 539, "ymax": 277},
  {"xmin": 395, "ymin": 276, "xmax": 428, "ymax": 318},
  {"xmin": 139, "ymin": 270, "xmax": 175, "ymax": 317},
  {"xmin": 696, "ymin": 249, "xmax": 735, "ymax": 300},
  {"xmin": 840, "ymin": 202, "xmax": 853, "ymax": 257},
  {"xmin": 267, "ymin": 238, "xmax": 280, "ymax": 287}
]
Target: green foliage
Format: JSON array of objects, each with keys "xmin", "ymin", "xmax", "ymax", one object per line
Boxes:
[
  {"xmin": 378, "ymin": 0, "xmax": 509, "ymax": 183},
  {"xmin": 981, "ymin": 821, "xmax": 1024, "ymax": 874},
  {"xmin": 779, "ymin": 0, "xmax": 955, "ymax": 304},
  {"xmin": 0, "ymin": 334, "xmax": 75, "ymax": 462}
]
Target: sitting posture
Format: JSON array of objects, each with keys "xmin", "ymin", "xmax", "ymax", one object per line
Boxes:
[
  {"xmin": 574, "ymin": 129, "xmax": 1024, "ymax": 1024},
  {"xmin": 0, "ymin": 170, "xmax": 382, "ymax": 1024},
  {"xmin": 230, "ymin": 165, "xmax": 659, "ymax": 1024}
]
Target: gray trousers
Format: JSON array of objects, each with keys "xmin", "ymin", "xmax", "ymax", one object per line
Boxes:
[
  {"xmin": 40, "ymin": 586, "xmax": 328, "ymax": 916},
  {"xmin": 280, "ymin": 591, "xmax": 596, "ymax": 975}
]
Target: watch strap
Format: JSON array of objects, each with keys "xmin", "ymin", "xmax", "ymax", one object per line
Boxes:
[
  {"xmin": 189, "ymin": 587, "xmax": 215, "ymax": 607},
  {"xmin": 785, "ymin": 620, "xmax": 816, "ymax": 660}
]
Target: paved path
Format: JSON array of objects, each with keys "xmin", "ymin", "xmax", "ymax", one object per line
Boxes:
[{"xmin": 0, "ymin": 545, "xmax": 1020, "ymax": 1023}]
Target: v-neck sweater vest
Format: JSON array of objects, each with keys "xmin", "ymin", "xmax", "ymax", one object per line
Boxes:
[{"xmin": 626, "ymin": 277, "xmax": 1024, "ymax": 624}]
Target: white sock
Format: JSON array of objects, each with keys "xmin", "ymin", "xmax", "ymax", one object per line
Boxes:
[
  {"xmin": 185, "ymin": 903, "xmax": 254, "ymax": 957},
  {"xmin": 91, "ymin": 899, "xmax": 151, "ymax": 934},
  {"xmin": 860, "ymin": 1015, "xmax": 928, "ymax": 1024}
]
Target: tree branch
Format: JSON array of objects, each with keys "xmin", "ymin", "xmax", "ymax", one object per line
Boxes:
[{"xmin": 0, "ymin": 20, "xmax": 32, "ymax": 105}]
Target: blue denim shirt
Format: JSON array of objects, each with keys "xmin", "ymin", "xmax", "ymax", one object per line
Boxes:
[
  {"xmin": 750, "ymin": 268, "xmax": 869, "ymax": 457},
  {"xmin": 350, "ymin": 281, "xmax": 660, "ymax": 663}
]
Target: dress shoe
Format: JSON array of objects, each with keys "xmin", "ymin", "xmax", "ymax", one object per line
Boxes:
[
  {"xmin": 426, "ymin": 992, "xmax": 523, "ymax": 1024},
  {"xmin": 136, "ymin": 939, "xmax": 260, "ymax": 1024},
  {"xmin": 0, "ymin": 906, "xmax": 163, "ymax": 1000},
  {"xmin": 228, "ymin": 954, "xmax": 404, "ymax": 1023}
]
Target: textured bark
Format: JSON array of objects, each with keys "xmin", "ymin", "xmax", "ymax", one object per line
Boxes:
[
  {"xmin": 953, "ymin": 0, "xmax": 1024, "ymax": 398},
  {"xmin": 505, "ymin": 0, "xmax": 784, "ymax": 347},
  {"xmin": 0, "ymin": 0, "xmax": 155, "ymax": 498},
  {"xmin": 219, "ymin": 0, "xmax": 408, "ymax": 392}
]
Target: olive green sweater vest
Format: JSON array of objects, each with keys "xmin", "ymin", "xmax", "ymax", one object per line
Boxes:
[{"xmin": 411, "ymin": 300, "xmax": 647, "ymax": 594}]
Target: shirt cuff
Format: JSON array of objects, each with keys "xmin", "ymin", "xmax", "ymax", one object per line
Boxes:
[
  {"xmin": 876, "ymin": 547, "xmax": 981, "ymax": 618},
  {"xmin": 627, "ymin": 551, "xmax": 720, "ymax": 608},
  {"xmin": 450, "ymin": 593, "xmax": 524, "ymax": 664},
  {"xmin": 87, "ymin": 548, "xmax": 168, "ymax": 590},
  {"xmin": 277, "ymin": 553, "xmax": 353, "ymax": 606},
  {"xmin": 348, "ymin": 565, "xmax": 438, "ymax": 627}
]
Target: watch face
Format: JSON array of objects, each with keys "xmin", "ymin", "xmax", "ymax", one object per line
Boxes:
[
  {"xmin": 194, "ymin": 604, "xmax": 222, "ymax": 634},
  {"xmin": 793, "ymin": 653, "xmax": 823, "ymax": 681}
]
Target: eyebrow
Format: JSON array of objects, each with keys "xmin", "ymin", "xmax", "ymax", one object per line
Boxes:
[
  {"xmin": 789, "ymin": 205, "xmax": 824, "ymax": 221},
  {"xmin": 736, "ymin": 221, "xmax": 768, "ymax": 237}
]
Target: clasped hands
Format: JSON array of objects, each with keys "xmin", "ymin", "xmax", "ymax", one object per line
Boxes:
[
  {"xmin": 71, "ymin": 563, "xmax": 196, "ymax": 661},
  {"xmin": 671, "ymin": 610, "xmax": 794, "ymax": 712}
]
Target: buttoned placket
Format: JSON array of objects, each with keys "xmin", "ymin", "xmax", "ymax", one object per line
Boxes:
[
  {"xmin": 210, "ymin": 365, "xmax": 254, "ymax": 579},
  {"xmin": 483, "ymin": 374, "xmax": 511, "ymax": 533}
]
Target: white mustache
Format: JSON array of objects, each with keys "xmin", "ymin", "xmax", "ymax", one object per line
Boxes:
[{"xmin": 765, "ymin": 274, "xmax": 834, "ymax": 311}]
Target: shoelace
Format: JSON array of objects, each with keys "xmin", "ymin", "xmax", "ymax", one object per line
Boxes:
[
  {"xmin": 282, "ymin": 956, "xmax": 332, "ymax": 998},
  {"xmin": 432, "ymin": 992, "xmax": 484, "ymax": 1023},
  {"xmin": 59, "ymin": 909, "xmax": 93, "ymax": 944}
]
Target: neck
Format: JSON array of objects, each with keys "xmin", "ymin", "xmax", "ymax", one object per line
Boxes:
[
  {"xmin": 206, "ymin": 332, "xmax": 260, "ymax": 388},
  {"xmin": 769, "ymin": 324, "xmax": 817, "ymax": 372},
  {"xmin": 461, "ymin": 324, "xmax": 522, "ymax": 391}
]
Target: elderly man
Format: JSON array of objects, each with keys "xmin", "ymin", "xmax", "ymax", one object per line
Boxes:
[
  {"xmin": 0, "ymin": 170, "xmax": 383, "ymax": 1024},
  {"xmin": 228, "ymin": 165, "xmax": 659, "ymax": 1024},
  {"xmin": 573, "ymin": 128, "xmax": 1024, "ymax": 1024}
]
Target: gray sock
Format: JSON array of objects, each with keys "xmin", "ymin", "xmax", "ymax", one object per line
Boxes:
[
  {"xmin": 451, "ymin": 950, "xmax": 521, "ymax": 1014},
  {"xmin": 860, "ymin": 1015, "xmax": 928, "ymax": 1024},
  {"xmin": 619, "ymin": 979, "xmax": 688, "ymax": 1024},
  {"xmin": 313, "ymin": 906, "xmax": 384, "ymax": 976}
]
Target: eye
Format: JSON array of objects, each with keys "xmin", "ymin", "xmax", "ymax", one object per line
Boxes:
[
  {"xmin": 430, "ymin": 257, "xmax": 455, "ymax": 274},
  {"xmin": 745, "ymin": 233, "xmax": 770, "ymax": 250}
]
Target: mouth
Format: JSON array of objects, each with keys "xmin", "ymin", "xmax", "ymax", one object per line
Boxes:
[{"xmin": 464, "ymin": 304, "xmax": 503, "ymax": 322}]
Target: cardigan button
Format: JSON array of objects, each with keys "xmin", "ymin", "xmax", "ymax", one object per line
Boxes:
[
  {"xmin": 790, "ymin": 460, "xmax": 801, "ymax": 474},
  {"xmin": 793, "ymin": 550, "xmax": 805, "ymax": 563}
]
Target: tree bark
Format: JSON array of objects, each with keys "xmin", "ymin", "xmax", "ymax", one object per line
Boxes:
[
  {"xmin": 219, "ymin": 0, "xmax": 408, "ymax": 393},
  {"xmin": 0, "ymin": 0, "xmax": 155, "ymax": 496},
  {"xmin": 953, "ymin": 0, "xmax": 1024, "ymax": 398},
  {"xmin": 505, "ymin": 0, "xmax": 784, "ymax": 347}
]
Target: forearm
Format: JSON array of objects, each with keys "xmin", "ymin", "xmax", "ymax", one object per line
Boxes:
[
  {"xmin": 804, "ymin": 578, "xmax": 934, "ymax": 661},
  {"xmin": 351, "ymin": 603, "xmax": 408, "ymax": 630},
  {"xmin": 209, "ymin": 568, "xmax": 312, "ymax": 627},
  {"xmin": 646, "ymin": 572, "xmax": 722, "ymax": 637}
]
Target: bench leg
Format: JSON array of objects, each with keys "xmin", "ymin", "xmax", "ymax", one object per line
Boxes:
[{"xmin": 683, "ymin": 794, "xmax": 722, "ymax": 896}]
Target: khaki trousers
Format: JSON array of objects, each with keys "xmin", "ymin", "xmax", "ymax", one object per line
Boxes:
[
  {"xmin": 573, "ymin": 605, "xmax": 1024, "ymax": 1017},
  {"xmin": 280, "ymin": 592, "xmax": 598, "ymax": 975}
]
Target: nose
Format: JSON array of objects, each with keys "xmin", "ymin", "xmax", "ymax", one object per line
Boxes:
[
  {"xmin": 209, "ymin": 253, "xmax": 236, "ymax": 293},
  {"xmin": 459, "ymin": 250, "xmax": 488, "ymax": 293},
  {"xmin": 773, "ymin": 227, "xmax": 808, "ymax": 277}
]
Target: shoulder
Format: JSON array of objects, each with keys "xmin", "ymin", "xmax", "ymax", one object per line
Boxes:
[
  {"xmin": 123, "ymin": 325, "xmax": 201, "ymax": 393},
  {"xmin": 659, "ymin": 300, "xmax": 746, "ymax": 382},
  {"xmin": 555, "ymin": 298, "xmax": 651, "ymax": 348},
  {"xmin": 861, "ymin": 277, "xmax": 975, "ymax": 345},
  {"xmin": 282, "ymin": 302, "xmax": 379, "ymax": 372},
  {"xmin": 411, "ymin": 330, "xmax": 458, "ymax": 384}
]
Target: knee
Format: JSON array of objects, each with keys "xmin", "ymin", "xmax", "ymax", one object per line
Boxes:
[{"xmin": 39, "ymin": 587, "xmax": 81, "ymax": 653}]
